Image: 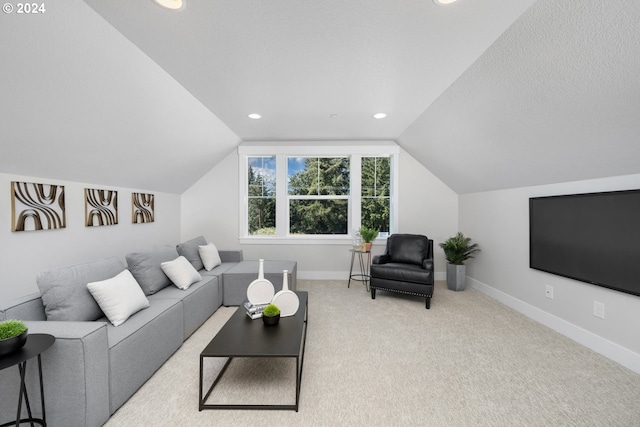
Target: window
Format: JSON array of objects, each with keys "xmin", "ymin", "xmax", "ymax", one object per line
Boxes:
[
  {"xmin": 239, "ymin": 144, "xmax": 399, "ymax": 243},
  {"xmin": 288, "ymin": 157, "xmax": 350, "ymax": 235},
  {"xmin": 247, "ymin": 156, "xmax": 276, "ymax": 235},
  {"xmin": 361, "ymin": 157, "xmax": 390, "ymax": 234}
]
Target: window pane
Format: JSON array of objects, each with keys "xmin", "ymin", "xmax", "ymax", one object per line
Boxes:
[
  {"xmin": 289, "ymin": 199, "xmax": 348, "ymax": 235},
  {"xmin": 362, "ymin": 157, "xmax": 390, "ymax": 233},
  {"xmin": 362, "ymin": 157, "xmax": 389, "ymax": 197},
  {"xmin": 288, "ymin": 157, "xmax": 350, "ymax": 196},
  {"xmin": 248, "ymin": 156, "xmax": 276, "ymax": 235},
  {"xmin": 361, "ymin": 197, "xmax": 390, "ymax": 233},
  {"xmin": 248, "ymin": 198, "xmax": 276, "ymax": 235}
]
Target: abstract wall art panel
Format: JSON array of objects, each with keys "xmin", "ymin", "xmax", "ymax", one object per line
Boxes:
[
  {"xmin": 132, "ymin": 192, "xmax": 154, "ymax": 224},
  {"xmin": 11, "ymin": 181, "xmax": 66, "ymax": 232},
  {"xmin": 85, "ymin": 188, "xmax": 118, "ymax": 227}
]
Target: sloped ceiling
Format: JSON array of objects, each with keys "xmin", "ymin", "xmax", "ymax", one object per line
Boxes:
[
  {"xmin": 398, "ymin": 0, "xmax": 640, "ymax": 193},
  {"xmin": 0, "ymin": 0, "xmax": 240, "ymax": 193},
  {"xmin": 1, "ymin": 0, "xmax": 638, "ymax": 194}
]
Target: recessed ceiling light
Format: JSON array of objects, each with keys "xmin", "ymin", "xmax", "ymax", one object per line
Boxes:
[
  {"xmin": 373, "ymin": 113, "xmax": 387, "ymax": 119},
  {"xmin": 330, "ymin": 114, "xmax": 339, "ymax": 119},
  {"xmin": 433, "ymin": 0, "xmax": 457, "ymax": 5},
  {"xmin": 248, "ymin": 113, "xmax": 262, "ymax": 119},
  {"xmin": 152, "ymin": 0, "xmax": 185, "ymax": 10}
]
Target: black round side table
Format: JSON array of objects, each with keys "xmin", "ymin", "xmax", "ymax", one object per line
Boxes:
[
  {"xmin": 348, "ymin": 248, "xmax": 372, "ymax": 292},
  {"xmin": 0, "ymin": 333, "xmax": 55, "ymax": 427}
]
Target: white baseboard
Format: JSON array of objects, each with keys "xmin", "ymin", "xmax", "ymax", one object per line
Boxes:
[{"xmin": 467, "ymin": 277, "xmax": 640, "ymax": 375}]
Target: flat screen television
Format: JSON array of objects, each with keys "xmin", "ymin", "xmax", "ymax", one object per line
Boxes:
[{"xmin": 529, "ymin": 189, "xmax": 640, "ymax": 297}]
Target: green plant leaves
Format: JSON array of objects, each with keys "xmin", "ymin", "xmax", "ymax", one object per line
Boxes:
[
  {"xmin": 0, "ymin": 319, "xmax": 27, "ymax": 340},
  {"xmin": 439, "ymin": 232, "xmax": 480, "ymax": 265}
]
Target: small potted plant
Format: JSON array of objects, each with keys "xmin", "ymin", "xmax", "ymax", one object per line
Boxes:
[
  {"xmin": 439, "ymin": 232, "xmax": 480, "ymax": 291},
  {"xmin": 359, "ymin": 226, "xmax": 379, "ymax": 252},
  {"xmin": 262, "ymin": 304, "xmax": 281, "ymax": 326},
  {"xmin": 0, "ymin": 319, "xmax": 28, "ymax": 356}
]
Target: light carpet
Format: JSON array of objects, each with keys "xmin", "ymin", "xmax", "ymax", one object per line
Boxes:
[{"xmin": 104, "ymin": 280, "xmax": 640, "ymax": 426}]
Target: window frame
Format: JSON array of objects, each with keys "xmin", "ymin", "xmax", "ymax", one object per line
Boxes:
[
  {"xmin": 238, "ymin": 143, "xmax": 399, "ymax": 245},
  {"xmin": 287, "ymin": 155, "xmax": 350, "ymax": 236}
]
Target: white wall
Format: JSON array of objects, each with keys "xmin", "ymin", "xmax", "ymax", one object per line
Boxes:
[
  {"xmin": 181, "ymin": 147, "xmax": 459, "ymax": 279},
  {"xmin": 1, "ymin": 173, "xmax": 181, "ymax": 300},
  {"xmin": 460, "ymin": 173, "xmax": 640, "ymax": 373}
]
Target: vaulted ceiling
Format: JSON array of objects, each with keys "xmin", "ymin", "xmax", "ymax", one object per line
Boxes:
[{"xmin": 1, "ymin": 0, "xmax": 638, "ymax": 194}]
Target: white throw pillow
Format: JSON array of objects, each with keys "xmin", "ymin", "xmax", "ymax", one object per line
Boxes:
[
  {"xmin": 198, "ymin": 243, "xmax": 222, "ymax": 271},
  {"xmin": 161, "ymin": 256, "xmax": 202, "ymax": 290},
  {"xmin": 87, "ymin": 270, "xmax": 150, "ymax": 327}
]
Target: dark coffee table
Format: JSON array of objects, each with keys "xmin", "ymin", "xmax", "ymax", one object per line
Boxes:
[{"xmin": 199, "ymin": 291, "xmax": 308, "ymax": 411}]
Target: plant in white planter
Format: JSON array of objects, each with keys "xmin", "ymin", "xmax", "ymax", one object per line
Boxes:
[{"xmin": 439, "ymin": 232, "xmax": 480, "ymax": 291}]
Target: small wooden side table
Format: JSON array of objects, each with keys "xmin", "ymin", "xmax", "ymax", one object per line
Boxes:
[
  {"xmin": 348, "ymin": 249, "xmax": 372, "ymax": 292},
  {"xmin": 0, "ymin": 333, "xmax": 55, "ymax": 427}
]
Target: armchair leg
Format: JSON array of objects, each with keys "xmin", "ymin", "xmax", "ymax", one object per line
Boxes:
[
  {"xmin": 371, "ymin": 288, "xmax": 376, "ymax": 299},
  {"xmin": 425, "ymin": 296, "xmax": 431, "ymax": 309}
]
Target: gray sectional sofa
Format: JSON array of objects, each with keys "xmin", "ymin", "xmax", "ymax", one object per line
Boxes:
[{"xmin": 0, "ymin": 236, "xmax": 296, "ymax": 427}]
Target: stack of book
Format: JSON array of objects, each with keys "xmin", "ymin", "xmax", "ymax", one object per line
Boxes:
[{"xmin": 244, "ymin": 301, "xmax": 268, "ymax": 319}]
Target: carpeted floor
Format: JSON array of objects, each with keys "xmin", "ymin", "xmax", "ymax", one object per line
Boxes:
[{"xmin": 104, "ymin": 280, "xmax": 640, "ymax": 426}]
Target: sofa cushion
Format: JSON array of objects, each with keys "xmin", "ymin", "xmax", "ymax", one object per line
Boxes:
[
  {"xmin": 199, "ymin": 242, "xmax": 222, "ymax": 271},
  {"xmin": 102, "ymin": 298, "xmax": 183, "ymax": 413},
  {"xmin": 36, "ymin": 257, "xmax": 127, "ymax": 321},
  {"xmin": 150, "ymin": 275, "xmax": 220, "ymax": 338},
  {"xmin": 176, "ymin": 235, "xmax": 207, "ymax": 271},
  {"xmin": 87, "ymin": 270, "xmax": 150, "ymax": 326},
  {"xmin": 126, "ymin": 246, "xmax": 178, "ymax": 295},
  {"xmin": 370, "ymin": 262, "xmax": 432, "ymax": 284},
  {"xmin": 160, "ymin": 256, "xmax": 202, "ymax": 290}
]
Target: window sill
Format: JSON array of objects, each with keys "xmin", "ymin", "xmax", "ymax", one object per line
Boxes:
[{"xmin": 239, "ymin": 236, "xmax": 387, "ymax": 246}]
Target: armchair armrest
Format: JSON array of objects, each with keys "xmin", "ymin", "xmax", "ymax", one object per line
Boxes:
[
  {"xmin": 422, "ymin": 258, "xmax": 434, "ymax": 271},
  {"xmin": 372, "ymin": 254, "xmax": 391, "ymax": 264}
]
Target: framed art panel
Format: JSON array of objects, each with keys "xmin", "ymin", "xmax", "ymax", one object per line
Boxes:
[
  {"xmin": 132, "ymin": 192, "xmax": 154, "ymax": 223},
  {"xmin": 85, "ymin": 188, "xmax": 118, "ymax": 227},
  {"xmin": 11, "ymin": 181, "xmax": 66, "ymax": 232}
]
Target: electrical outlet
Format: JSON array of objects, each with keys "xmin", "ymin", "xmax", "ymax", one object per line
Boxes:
[
  {"xmin": 593, "ymin": 301, "xmax": 605, "ymax": 319},
  {"xmin": 545, "ymin": 285, "xmax": 554, "ymax": 299}
]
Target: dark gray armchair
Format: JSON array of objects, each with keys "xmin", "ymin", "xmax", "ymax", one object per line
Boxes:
[{"xmin": 370, "ymin": 234, "xmax": 434, "ymax": 309}]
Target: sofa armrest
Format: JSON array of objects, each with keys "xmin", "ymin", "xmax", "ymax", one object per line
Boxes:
[
  {"xmin": 219, "ymin": 250, "xmax": 243, "ymax": 263},
  {"xmin": 0, "ymin": 321, "xmax": 111, "ymax": 427},
  {"xmin": 0, "ymin": 292, "xmax": 46, "ymax": 321}
]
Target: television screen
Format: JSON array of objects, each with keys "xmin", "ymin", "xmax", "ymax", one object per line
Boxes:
[{"xmin": 529, "ymin": 189, "xmax": 640, "ymax": 297}]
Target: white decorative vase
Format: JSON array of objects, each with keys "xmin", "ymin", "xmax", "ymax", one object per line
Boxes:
[
  {"xmin": 271, "ymin": 270, "xmax": 299, "ymax": 317},
  {"xmin": 446, "ymin": 264, "xmax": 466, "ymax": 291},
  {"xmin": 246, "ymin": 259, "xmax": 275, "ymax": 304}
]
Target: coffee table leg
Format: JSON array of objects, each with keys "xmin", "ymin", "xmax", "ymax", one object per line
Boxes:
[{"xmin": 200, "ymin": 357, "xmax": 233, "ymax": 410}]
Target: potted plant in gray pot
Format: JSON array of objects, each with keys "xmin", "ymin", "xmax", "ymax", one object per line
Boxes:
[{"xmin": 439, "ymin": 232, "xmax": 480, "ymax": 291}]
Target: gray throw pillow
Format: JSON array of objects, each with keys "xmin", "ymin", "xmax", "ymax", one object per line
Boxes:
[
  {"xmin": 126, "ymin": 246, "xmax": 179, "ymax": 295},
  {"xmin": 176, "ymin": 235, "xmax": 207, "ymax": 271},
  {"xmin": 36, "ymin": 257, "xmax": 127, "ymax": 321}
]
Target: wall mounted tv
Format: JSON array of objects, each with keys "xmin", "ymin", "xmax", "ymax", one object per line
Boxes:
[{"xmin": 529, "ymin": 189, "xmax": 640, "ymax": 298}]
